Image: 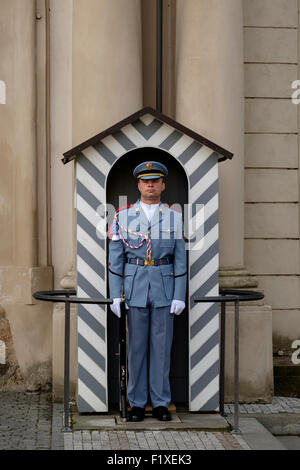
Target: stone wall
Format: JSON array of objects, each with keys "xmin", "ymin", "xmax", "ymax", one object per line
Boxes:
[{"xmin": 243, "ymin": 0, "xmax": 300, "ymax": 354}]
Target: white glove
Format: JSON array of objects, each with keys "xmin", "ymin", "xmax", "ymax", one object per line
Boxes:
[
  {"xmin": 170, "ymin": 299, "xmax": 185, "ymax": 315},
  {"xmin": 110, "ymin": 298, "xmax": 121, "ymax": 318}
]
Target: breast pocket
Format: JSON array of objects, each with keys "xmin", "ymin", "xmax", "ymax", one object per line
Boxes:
[
  {"xmin": 160, "ymin": 229, "xmax": 175, "ymax": 248},
  {"xmin": 160, "ymin": 265, "xmax": 174, "ymax": 299},
  {"xmin": 124, "ymin": 263, "xmax": 138, "ymax": 300}
]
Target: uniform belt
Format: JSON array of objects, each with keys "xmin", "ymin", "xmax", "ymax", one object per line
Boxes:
[{"xmin": 126, "ymin": 256, "xmax": 173, "ymax": 266}]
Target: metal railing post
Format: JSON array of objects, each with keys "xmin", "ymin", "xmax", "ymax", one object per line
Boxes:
[
  {"xmin": 194, "ymin": 289, "xmax": 264, "ymax": 435},
  {"xmin": 32, "ymin": 290, "xmax": 113, "ymax": 432},
  {"xmin": 232, "ymin": 298, "xmax": 241, "ymax": 434},
  {"xmin": 62, "ymin": 298, "xmax": 72, "ymax": 432},
  {"xmin": 219, "ymin": 300, "xmax": 226, "ymax": 417}
]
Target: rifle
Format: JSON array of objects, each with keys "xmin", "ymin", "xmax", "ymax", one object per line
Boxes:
[{"xmin": 119, "ymin": 295, "xmax": 128, "ymax": 421}]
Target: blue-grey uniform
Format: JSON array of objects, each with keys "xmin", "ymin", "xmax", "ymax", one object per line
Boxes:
[{"xmin": 108, "ymin": 161, "xmax": 187, "ymax": 409}]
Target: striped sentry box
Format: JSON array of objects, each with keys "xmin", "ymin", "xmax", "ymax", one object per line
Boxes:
[{"xmin": 62, "ymin": 107, "xmax": 233, "ymax": 413}]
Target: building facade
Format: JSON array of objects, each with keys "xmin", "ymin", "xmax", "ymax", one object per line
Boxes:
[{"xmin": 0, "ymin": 0, "xmax": 299, "ymax": 404}]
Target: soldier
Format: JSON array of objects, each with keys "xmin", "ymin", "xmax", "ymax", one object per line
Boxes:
[{"xmin": 108, "ymin": 161, "xmax": 187, "ymax": 422}]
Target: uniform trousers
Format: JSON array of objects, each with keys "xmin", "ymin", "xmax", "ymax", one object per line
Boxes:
[{"xmin": 127, "ymin": 286, "xmax": 174, "ymax": 409}]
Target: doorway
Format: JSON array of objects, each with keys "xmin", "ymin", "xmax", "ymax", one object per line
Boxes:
[{"xmin": 106, "ymin": 147, "xmax": 189, "ymax": 407}]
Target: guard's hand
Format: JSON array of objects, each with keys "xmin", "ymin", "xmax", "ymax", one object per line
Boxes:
[
  {"xmin": 110, "ymin": 298, "xmax": 121, "ymax": 318},
  {"xmin": 170, "ymin": 299, "xmax": 185, "ymax": 315}
]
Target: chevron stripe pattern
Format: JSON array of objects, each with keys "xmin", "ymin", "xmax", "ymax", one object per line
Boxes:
[{"xmin": 75, "ymin": 113, "xmax": 219, "ymax": 412}]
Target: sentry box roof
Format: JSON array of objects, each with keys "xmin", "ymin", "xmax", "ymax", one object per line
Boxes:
[{"xmin": 62, "ymin": 106, "xmax": 233, "ymax": 165}]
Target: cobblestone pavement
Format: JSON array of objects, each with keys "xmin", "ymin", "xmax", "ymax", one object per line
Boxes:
[
  {"xmin": 63, "ymin": 430, "xmax": 250, "ymax": 451},
  {"xmin": 0, "ymin": 391, "xmax": 53, "ymax": 450},
  {"xmin": 1, "ymin": 393, "xmax": 300, "ymax": 450},
  {"xmin": 224, "ymin": 396, "xmax": 300, "ymax": 414}
]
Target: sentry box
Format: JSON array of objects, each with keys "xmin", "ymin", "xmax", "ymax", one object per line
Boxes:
[{"xmin": 62, "ymin": 106, "xmax": 233, "ymax": 413}]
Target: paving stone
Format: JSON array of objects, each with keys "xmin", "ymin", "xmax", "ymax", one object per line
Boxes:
[
  {"xmin": 198, "ymin": 431, "xmax": 216, "ymax": 450},
  {"xmin": 207, "ymin": 432, "xmax": 225, "ymax": 450},
  {"xmin": 232, "ymin": 433, "xmax": 252, "ymax": 450},
  {"xmin": 82, "ymin": 430, "xmax": 93, "ymax": 450},
  {"xmin": 2, "ymin": 392, "xmax": 299, "ymax": 450},
  {"xmin": 126, "ymin": 430, "xmax": 141, "ymax": 450},
  {"xmin": 89, "ymin": 431, "xmax": 99, "ymax": 450},
  {"xmin": 63, "ymin": 433, "xmax": 73, "ymax": 451},
  {"xmin": 135, "ymin": 431, "xmax": 151, "ymax": 450},
  {"xmin": 100, "ymin": 430, "xmax": 111, "ymax": 450},
  {"xmin": 225, "ymin": 396, "xmax": 300, "ymax": 415},
  {"xmin": 161, "ymin": 430, "xmax": 178, "ymax": 450},
  {"xmin": 0, "ymin": 392, "xmax": 52, "ymax": 450},
  {"xmin": 152, "ymin": 430, "xmax": 169, "ymax": 450}
]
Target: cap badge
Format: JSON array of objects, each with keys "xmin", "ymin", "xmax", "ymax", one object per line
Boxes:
[{"xmin": 146, "ymin": 162, "xmax": 152, "ymax": 170}]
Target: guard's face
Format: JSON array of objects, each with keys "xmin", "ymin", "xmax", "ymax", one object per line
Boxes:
[{"xmin": 138, "ymin": 177, "xmax": 165, "ymax": 201}]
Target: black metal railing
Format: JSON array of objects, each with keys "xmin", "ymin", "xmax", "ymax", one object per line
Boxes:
[
  {"xmin": 194, "ymin": 289, "xmax": 264, "ymax": 433},
  {"xmin": 33, "ymin": 287, "xmax": 264, "ymax": 433},
  {"xmin": 32, "ymin": 290, "xmax": 113, "ymax": 432}
]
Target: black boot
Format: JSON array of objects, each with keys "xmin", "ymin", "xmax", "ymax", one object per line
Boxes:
[
  {"xmin": 128, "ymin": 407, "xmax": 145, "ymax": 422},
  {"xmin": 152, "ymin": 406, "xmax": 171, "ymax": 421}
]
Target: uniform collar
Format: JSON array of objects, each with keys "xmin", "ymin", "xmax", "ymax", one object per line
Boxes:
[
  {"xmin": 139, "ymin": 200, "xmax": 160, "ymax": 212},
  {"xmin": 136, "ymin": 199, "xmax": 167, "ymax": 231},
  {"xmin": 127, "ymin": 199, "xmax": 165, "ymax": 231}
]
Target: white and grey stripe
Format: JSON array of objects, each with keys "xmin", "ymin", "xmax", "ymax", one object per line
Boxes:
[{"xmin": 75, "ymin": 113, "xmax": 219, "ymax": 412}]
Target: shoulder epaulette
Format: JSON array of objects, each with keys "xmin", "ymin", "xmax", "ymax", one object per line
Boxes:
[{"xmin": 164, "ymin": 202, "xmax": 182, "ymax": 214}]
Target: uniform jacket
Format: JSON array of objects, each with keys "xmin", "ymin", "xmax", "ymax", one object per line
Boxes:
[{"xmin": 108, "ymin": 199, "xmax": 187, "ymax": 308}]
